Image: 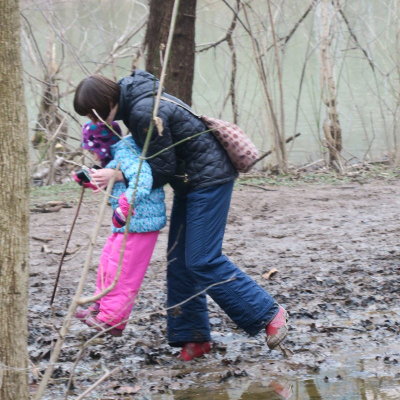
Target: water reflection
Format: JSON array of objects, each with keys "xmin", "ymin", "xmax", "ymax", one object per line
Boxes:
[
  {"xmin": 171, "ymin": 381, "xmax": 294, "ymax": 400},
  {"xmin": 154, "ymin": 374, "xmax": 400, "ymax": 400},
  {"xmin": 268, "ymin": 380, "xmax": 293, "ymax": 399},
  {"xmin": 303, "ymin": 379, "xmax": 322, "ymax": 400}
]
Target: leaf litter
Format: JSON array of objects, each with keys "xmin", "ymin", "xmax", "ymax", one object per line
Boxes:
[{"xmin": 28, "ymin": 180, "xmax": 400, "ymax": 398}]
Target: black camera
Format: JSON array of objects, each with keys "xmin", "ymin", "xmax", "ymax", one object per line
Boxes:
[
  {"xmin": 74, "ymin": 169, "xmax": 91, "ymax": 183},
  {"xmin": 72, "ymin": 165, "xmax": 101, "ymax": 188}
]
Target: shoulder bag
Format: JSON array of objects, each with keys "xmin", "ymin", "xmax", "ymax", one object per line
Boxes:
[{"xmin": 161, "ymin": 96, "xmax": 259, "ymax": 173}]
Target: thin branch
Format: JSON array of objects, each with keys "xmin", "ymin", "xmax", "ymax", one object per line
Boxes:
[
  {"xmin": 33, "ymin": 172, "xmax": 117, "ymax": 400},
  {"xmin": 221, "ymin": 0, "xmax": 251, "ymax": 35},
  {"xmin": 38, "ymin": 8, "xmax": 91, "ymax": 76},
  {"xmin": 197, "ymin": 2, "xmax": 241, "ymax": 54},
  {"xmin": 75, "ymin": 367, "xmax": 121, "ymax": 400},
  {"xmin": 50, "ymin": 186, "xmax": 85, "ymax": 305},
  {"xmin": 93, "ymin": 17, "xmax": 148, "ymax": 75},
  {"xmin": 241, "ymin": 3, "xmax": 282, "ymax": 169},
  {"xmin": 249, "ymin": 133, "xmax": 301, "ymax": 168},
  {"xmin": 268, "ymin": 0, "xmax": 317, "ymax": 51},
  {"xmin": 143, "ymin": 126, "xmax": 216, "ymax": 160},
  {"xmin": 223, "ymin": 0, "xmax": 240, "ymax": 123},
  {"xmin": 165, "ymin": 275, "xmax": 236, "ymax": 311},
  {"xmin": 20, "ymin": 12, "xmax": 47, "ymax": 71},
  {"xmin": 336, "ymin": 5, "xmax": 375, "ymax": 72}
]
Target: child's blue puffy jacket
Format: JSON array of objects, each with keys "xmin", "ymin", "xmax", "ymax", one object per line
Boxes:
[{"xmin": 106, "ymin": 136, "xmax": 166, "ymax": 233}]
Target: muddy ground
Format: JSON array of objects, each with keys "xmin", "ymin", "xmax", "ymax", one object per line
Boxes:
[{"xmin": 28, "ymin": 173, "xmax": 400, "ymax": 399}]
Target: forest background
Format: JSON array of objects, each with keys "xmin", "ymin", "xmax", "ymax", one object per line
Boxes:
[{"xmin": 23, "ymin": 0, "xmax": 400, "ymax": 182}]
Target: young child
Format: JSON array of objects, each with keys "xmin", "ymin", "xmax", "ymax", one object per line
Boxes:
[{"xmin": 74, "ymin": 121, "xmax": 166, "ymax": 336}]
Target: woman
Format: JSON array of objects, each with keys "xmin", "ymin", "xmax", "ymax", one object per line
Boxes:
[{"xmin": 73, "ymin": 69, "xmax": 288, "ymax": 361}]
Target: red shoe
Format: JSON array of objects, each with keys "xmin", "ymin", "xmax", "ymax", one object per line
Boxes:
[
  {"xmin": 266, "ymin": 306, "xmax": 288, "ymax": 349},
  {"xmin": 75, "ymin": 303, "xmax": 100, "ymax": 320},
  {"xmin": 178, "ymin": 342, "xmax": 212, "ymax": 361},
  {"xmin": 84, "ymin": 315, "xmax": 123, "ymax": 337}
]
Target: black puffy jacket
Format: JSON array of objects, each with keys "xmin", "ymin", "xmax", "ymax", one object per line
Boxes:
[{"xmin": 114, "ymin": 70, "xmax": 237, "ymax": 190}]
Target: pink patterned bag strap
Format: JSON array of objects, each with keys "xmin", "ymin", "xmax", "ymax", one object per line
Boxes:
[{"xmin": 160, "ymin": 96, "xmax": 201, "ymax": 119}]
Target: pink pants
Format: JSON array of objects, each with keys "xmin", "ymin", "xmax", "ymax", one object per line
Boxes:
[{"xmin": 94, "ymin": 231, "xmax": 159, "ymax": 330}]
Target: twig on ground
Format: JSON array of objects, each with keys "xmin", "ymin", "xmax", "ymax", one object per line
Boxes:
[
  {"xmin": 31, "ymin": 236, "xmax": 53, "ymax": 243},
  {"xmin": 296, "ymin": 159, "xmax": 324, "ymax": 172},
  {"xmin": 75, "ymin": 367, "xmax": 120, "ymax": 400},
  {"xmin": 320, "ymin": 325, "xmax": 366, "ymax": 332},
  {"xmin": 238, "ymin": 183, "xmax": 277, "ymax": 191}
]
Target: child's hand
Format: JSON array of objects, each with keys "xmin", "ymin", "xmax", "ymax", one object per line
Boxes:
[
  {"xmin": 71, "ymin": 170, "xmax": 97, "ymax": 190},
  {"xmin": 90, "ymin": 168, "xmax": 124, "ymax": 193},
  {"xmin": 112, "ymin": 193, "xmax": 132, "ymax": 228}
]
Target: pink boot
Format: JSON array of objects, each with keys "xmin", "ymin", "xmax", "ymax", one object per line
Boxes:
[
  {"xmin": 84, "ymin": 315, "xmax": 124, "ymax": 337},
  {"xmin": 266, "ymin": 306, "xmax": 288, "ymax": 349},
  {"xmin": 178, "ymin": 342, "xmax": 212, "ymax": 361},
  {"xmin": 75, "ymin": 303, "xmax": 100, "ymax": 321}
]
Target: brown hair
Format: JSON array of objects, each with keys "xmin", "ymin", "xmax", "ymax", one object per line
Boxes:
[{"xmin": 73, "ymin": 75, "xmax": 120, "ymax": 121}]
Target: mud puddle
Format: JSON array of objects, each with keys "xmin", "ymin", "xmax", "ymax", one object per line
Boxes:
[{"xmin": 151, "ymin": 345, "xmax": 400, "ymax": 400}]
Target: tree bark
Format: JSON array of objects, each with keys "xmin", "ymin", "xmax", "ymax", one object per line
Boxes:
[
  {"xmin": 144, "ymin": 0, "xmax": 196, "ymax": 105},
  {"xmin": 320, "ymin": 0, "xmax": 343, "ymax": 171},
  {"xmin": 0, "ymin": 0, "xmax": 30, "ymax": 399}
]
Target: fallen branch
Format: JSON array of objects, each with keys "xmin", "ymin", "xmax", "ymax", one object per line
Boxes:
[
  {"xmin": 248, "ymin": 133, "xmax": 301, "ymax": 169},
  {"xmin": 31, "ymin": 236, "xmax": 53, "ymax": 243},
  {"xmin": 75, "ymin": 367, "xmax": 120, "ymax": 400},
  {"xmin": 296, "ymin": 158, "xmax": 324, "ymax": 172},
  {"xmin": 238, "ymin": 183, "xmax": 277, "ymax": 191}
]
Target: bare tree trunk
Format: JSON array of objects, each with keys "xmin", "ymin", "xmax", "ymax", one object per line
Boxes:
[
  {"xmin": 319, "ymin": 0, "xmax": 343, "ymax": 171},
  {"xmin": 267, "ymin": 0, "xmax": 287, "ymax": 173},
  {"xmin": 223, "ymin": 0, "xmax": 240, "ymax": 123},
  {"xmin": 0, "ymin": 0, "xmax": 30, "ymax": 399},
  {"xmin": 394, "ymin": 17, "xmax": 400, "ymax": 164},
  {"xmin": 31, "ymin": 29, "xmax": 68, "ymax": 185},
  {"xmin": 242, "ymin": 2, "xmax": 288, "ymax": 173},
  {"xmin": 144, "ymin": 0, "xmax": 196, "ymax": 105}
]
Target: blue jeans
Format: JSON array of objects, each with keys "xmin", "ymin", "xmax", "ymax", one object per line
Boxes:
[{"xmin": 167, "ymin": 181, "xmax": 279, "ymax": 345}]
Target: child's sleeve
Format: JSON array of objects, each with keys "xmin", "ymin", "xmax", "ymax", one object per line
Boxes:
[{"xmin": 117, "ymin": 149, "xmax": 153, "ymax": 207}]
